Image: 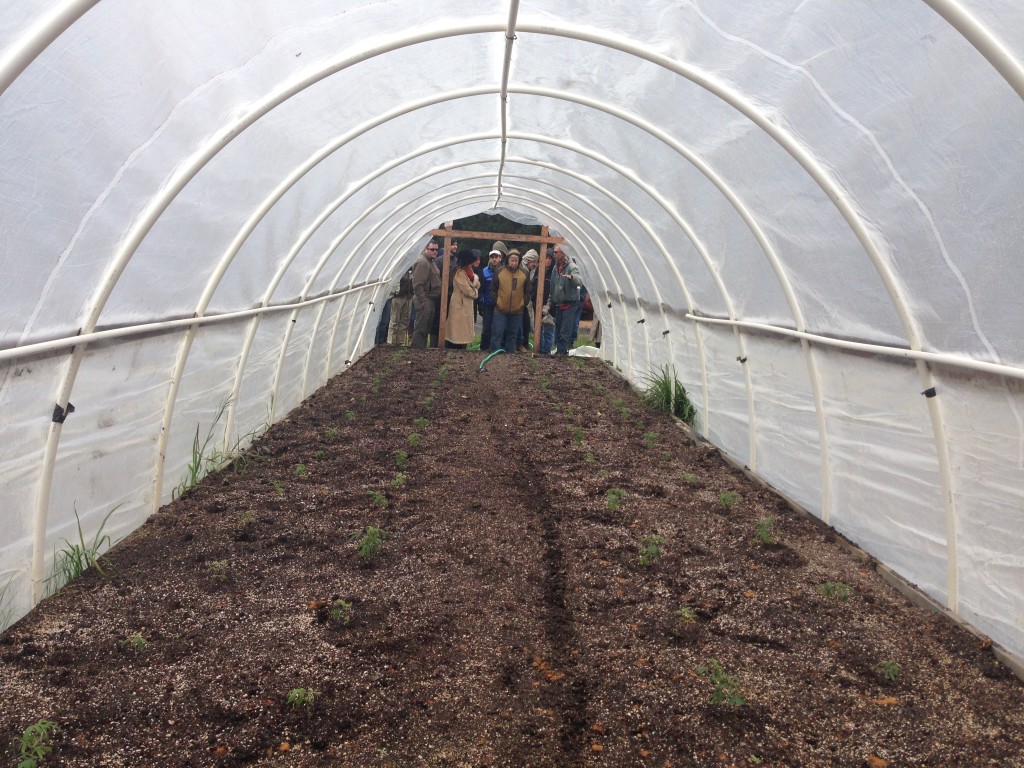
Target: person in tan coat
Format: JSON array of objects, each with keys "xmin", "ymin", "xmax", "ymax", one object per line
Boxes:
[{"xmin": 445, "ymin": 250, "xmax": 481, "ymax": 348}]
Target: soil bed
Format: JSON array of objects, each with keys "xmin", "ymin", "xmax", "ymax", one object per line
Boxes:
[{"xmin": 2, "ymin": 346, "xmax": 1023, "ymax": 767}]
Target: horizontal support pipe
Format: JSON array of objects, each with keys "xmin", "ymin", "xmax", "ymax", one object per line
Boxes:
[
  {"xmin": 688, "ymin": 315, "xmax": 1024, "ymax": 381},
  {"xmin": 0, "ymin": 281, "xmax": 388, "ymax": 365}
]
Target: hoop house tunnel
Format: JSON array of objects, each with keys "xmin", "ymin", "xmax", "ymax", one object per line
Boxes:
[{"xmin": 1, "ymin": 2, "xmax": 1022, "ymax": 666}]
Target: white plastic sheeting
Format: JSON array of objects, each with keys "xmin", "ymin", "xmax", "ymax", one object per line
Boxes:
[{"xmin": 0, "ymin": 1, "xmax": 1022, "ymax": 660}]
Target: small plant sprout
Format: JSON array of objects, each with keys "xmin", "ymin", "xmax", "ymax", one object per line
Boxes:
[
  {"xmin": 369, "ymin": 490, "xmax": 388, "ymax": 507},
  {"xmin": 122, "ymin": 632, "xmax": 147, "ymax": 653},
  {"xmin": 325, "ymin": 427, "xmax": 338, "ymax": 438},
  {"xmin": 294, "ymin": 463, "xmax": 308, "ymax": 478},
  {"xmin": 238, "ymin": 510, "xmax": 257, "ymax": 528},
  {"xmin": 696, "ymin": 659, "xmax": 745, "ymax": 706},
  {"xmin": 880, "ymin": 659, "xmax": 901, "ymax": 682},
  {"xmin": 676, "ymin": 606, "xmax": 697, "ymax": 625},
  {"xmin": 422, "ymin": 395, "xmax": 434, "ymax": 410},
  {"xmin": 540, "ymin": 375, "xmax": 551, "ymax": 392},
  {"xmin": 272, "ymin": 479, "xmax": 285, "ymax": 494},
  {"xmin": 208, "ymin": 559, "xmax": 229, "ymax": 582},
  {"xmin": 414, "ymin": 417, "xmax": 429, "ymax": 431},
  {"xmin": 391, "ymin": 472, "xmax": 407, "ymax": 487},
  {"xmin": 17, "ymin": 719, "xmax": 59, "ymax": 768},
  {"xmin": 315, "ymin": 450, "xmax": 326, "ymax": 461},
  {"xmin": 643, "ymin": 431, "xmax": 657, "ymax": 449},
  {"xmin": 639, "ymin": 534, "xmax": 665, "ymax": 567},
  {"xmin": 287, "ymin": 687, "xmax": 320, "ymax": 711},
  {"xmin": 563, "ymin": 404, "xmax": 574, "ymax": 417},
  {"xmin": 585, "ymin": 451, "xmax": 596, "ymax": 465},
  {"xmin": 437, "ymin": 362, "xmax": 450, "ymax": 381},
  {"xmin": 329, "ymin": 599, "xmax": 354, "ymax": 625},
  {"xmin": 819, "ymin": 581, "xmax": 852, "ymax": 601},
  {"xmin": 394, "ymin": 450, "xmax": 409, "ymax": 470},
  {"xmin": 718, "ymin": 491, "xmax": 739, "ymax": 509},
  {"xmin": 571, "ymin": 427, "xmax": 585, "ymax": 446},
  {"xmin": 345, "ymin": 410, "xmax": 356, "ymax": 422},
  {"xmin": 683, "ymin": 472, "xmax": 698, "ymax": 485},
  {"xmin": 45, "ymin": 506, "xmax": 115, "ymax": 596},
  {"xmin": 606, "ymin": 487, "xmax": 626, "ymax": 511},
  {"xmin": 408, "ymin": 432, "xmax": 423, "ymax": 448},
  {"xmin": 754, "ymin": 518, "xmax": 775, "ymax": 545},
  {"xmin": 352, "ymin": 526, "xmax": 388, "ymax": 560}
]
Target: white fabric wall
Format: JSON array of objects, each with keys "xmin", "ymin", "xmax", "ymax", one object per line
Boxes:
[{"xmin": 0, "ymin": 0, "xmax": 1022, "ymax": 660}]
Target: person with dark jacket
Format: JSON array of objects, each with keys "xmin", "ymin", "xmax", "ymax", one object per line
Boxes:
[
  {"xmin": 489, "ymin": 250, "xmax": 530, "ymax": 352},
  {"xmin": 388, "ymin": 267, "xmax": 414, "ymax": 345},
  {"xmin": 411, "ymin": 242, "xmax": 442, "ymax": 348},
  {"xmin": 544, "ymin": 244, "xmax": 582, "ymax": 356},
  {"xmin": 478, "ymin": 247, "xmax": 502, "ymax": 350}
]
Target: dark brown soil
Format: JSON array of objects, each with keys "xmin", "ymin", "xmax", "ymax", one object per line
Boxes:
[{"xmin": 3, "ymin": 346, "xmax": 1023, "ymax": 767}]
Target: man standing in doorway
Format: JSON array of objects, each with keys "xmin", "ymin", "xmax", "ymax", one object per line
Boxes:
[
  {"xmin": 388, "ymin": 266, "xmax": 414, "ymax": 345},
  {"xmin": 411, "ymin": 241, "xmax": 442, "ymax": 348},
  {"xmin": 545, "ymin": 244, "xmax": 583, "ymax": 356}
]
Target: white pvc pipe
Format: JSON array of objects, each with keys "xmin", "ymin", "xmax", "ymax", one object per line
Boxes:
[{"xmin": 0, "ymin": 0, "xmax": 99, "ymax": 97}]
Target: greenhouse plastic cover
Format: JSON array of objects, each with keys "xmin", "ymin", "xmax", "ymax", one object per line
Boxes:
[{"xmin": 0, "ymin": 1, "xmax": 1022, "ymax": 662}]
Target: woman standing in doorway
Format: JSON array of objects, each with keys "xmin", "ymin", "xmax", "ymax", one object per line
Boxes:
[{"xmin": 445, "ymin": 250, "xmax": 481, "ymax": 348}]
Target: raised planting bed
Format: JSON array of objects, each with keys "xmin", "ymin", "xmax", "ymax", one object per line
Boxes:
[{"xmin": 2, "ymin": 346, "xmax": 1023, "ymax": 767}]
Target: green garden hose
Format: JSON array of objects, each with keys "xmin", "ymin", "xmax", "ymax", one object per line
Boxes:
[{"xmin": 478, "ymin": 349, "xmax": 505, "ymax": 372}]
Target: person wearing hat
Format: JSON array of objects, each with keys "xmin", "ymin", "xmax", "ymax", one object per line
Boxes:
[
  {"xmin": 489, "ymin": 249, "xmax": 531, "ymax": 352},
  {"xmin": 544, "ymin": 244, "xmax": 583, "ymax": 356},
  {"xmin": 445, "ymin": 249, "xmax": 481, "ymax": 348},
  {"xmin": 518, "ymin": 249, "xmax": 540, "ymax": 352},
  {"xmin": 478, "ymin": 247, "xmax": 503, "ymax": 350}
]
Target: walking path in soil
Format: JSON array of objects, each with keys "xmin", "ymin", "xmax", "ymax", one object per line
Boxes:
[{"xmin": 2, "ymin": 346, "xmax": 1023, "ymax": 767}]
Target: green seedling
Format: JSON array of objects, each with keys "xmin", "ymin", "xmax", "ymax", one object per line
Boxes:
[
  {"xmin": 237, "ymin": 510, "xmax": 257, "ymax": 528},
  {"xmin": 639, "ymin": 534, "xmax": 665, "ymax": 567},
  {"xmin": 369, "ymin": 491, "xmax": 388, "ymax": 507},
  {"xmin": 563, "ymin": 404, "xmax": 574, "ymax": 417},
  {"xmin": 718, "ymin": 491, "xmax": 739, "ymax": 509},
  {"xmin": 17, "ymin": 719, "xmax": 58, "ymax": 768},
  {"xmin": 643, "ymin": 432, "xmax": 657, "ymax": 449},
  {"xmin": 571, "ymin": 427, "xmax": 585, "ymax": 446},
  {"xmin": 272, "ymin": 479, "xmax": 285, "ymax": 494},
  {"xmin": 287, "ymin": 687, "xmax": 319, "ymax": 711},
  {"xmin": 676, "ymin": 606, "xmax": 697, "ymax": 625},
  {"xmin": 315, "ymin": 450, "xmax": 325, "ymax": 461},
  {"xmin": 422, "ymin": 395, "xmax": 434, "ymax": 410},
  {"xmin": 540, "ymin": 375, "xmax": 551, "ymax": 392},
  {"xmin": 352, "ymin": 526, "xmax": 388, "ymax": 560},
  {"xmin": 880, "ymin": 659, "xmax": 901, "ymax": 682},
  {"xmin": 819, "ymin": 581, "xmax": 852, "ymax": 601},
  {"xmin": 598, "ymin": 470, "xmax": 609, "ymax": 479},
  {"xmin": 414, "ymin": 417, "xmax": 429, "ymax": 431},
  {"xmin": 696, "ymin": 659, "xmax": 745, "ymax": 706},
  {"xmin": 437, "ymin": 363, "xmax": 450, "ymax": 381},
  {"xmin": 572, "ymin": 358, "xmax": 586, "ymax": 369},
  {"xmin": 606, "ymin": 487, "xmax": 626, "ymax": 511},
  {"xmin": 683, "ymin": 472, "xmax": 698, "ymax": 485},
  {"xmin": 208, "ymin": 559, "xmax": 229, "ymax": 582},
  {"xmin": 329, "ymin": 599, "xmax": 353, "ymax": 625},
  {"xmin": 408, "ymin": 432, "xmax": 423, "ymax": 448},
  {"xmin": 173, "ymin": 399, "xmax": 231, "ymax": 499},
  {"xmin": 121, "ymin": 632, "xmax": 147, "ymax": 654},
  {"xmin": 585, "ymin": 452, "xmax": 596, "ymax": 465},
  {"xmin": 394, "ymin": 450, "xmax": 409, "ymax": 470},
  {"xmin": 294, "ymin": 463, "xmax": 308, "ymax": 478},
  {"xmin": 660, "ymin": 451, "xmax": 671, "ymax": 461},
  {"xmin": 391, "ymin": 472, "xmax": 407, "ymax": 487},
  {"xmin": 754, "ymin": 518, "xmax": 775, "ymax": 545},
  {"xmin": 45, "ymin": 506, "xmax": 116, "ymax": 596},
  {"xmin": 345, "ymin": 410, "xmax": 356, "ymax": 422},
  {"xmin": 325, "ymin": 427, "xmax": 339, "ymax": 438},
  {"xmin": 370, "ymin": 374, "xmax": 383, "ymax": 393}
]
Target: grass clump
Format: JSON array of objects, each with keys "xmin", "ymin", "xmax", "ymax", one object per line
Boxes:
[
  {"xmin": 329, "ymin": 599, "xmax": 353, "ymax": 625},
  {"xmin": 407, "ymin": 432, "xmax": 423, "ymax": 448},
  {"xmin": 272, "ymin": 479, "xmax": 285, "ymax": 494},
  {"xmin": 315, "ymin": 450, "xmax": 325, "ymax": 461},
  {"xmin": 754, "ymin": 518, "xmax": 775, "ymax": 544},
  {"xmin": 208, "ymin": 559, "xmax": 230, "ymax": 582},
  {"xmin": 718, "ymin": 491, "xmax": 739, "ymax": 509},
  {"xmin": 391, "ymin": 472, "xmax": 407, "ymax": 487},
  {"xmin": 696, "ymin": 659, "xmax": 745, "ymax": 706},
  {"xmin": 642, "ymin": 365, "xmax": 696, "ymax": 428},
  {"xmin": 345, "ymin": 410, "xmax": 356, "ymax": 422},
  {"xmin": 17, "ymin": 719, "xmax": 58, "ymax": 768},
  {"xmin": 324, "ymin": 427, "xmax": 338, "ymax": 438},
  {"xmin": 414, "ymin": 417, "xmax": 430, "ymax": 431},
  {"xmin": 46, "ymin": 507, "xmax": 115, "ymax": 596},
  {"xmin": 819, "ymin": 581, "xmax": 852, "ymax": 601},
  {"xmin": 639, "ymin": 534, "xmax": 665, "ymax": 567},
  {"xmin": 643, "ymin": 431, "xmax": 657, "ymax": 449},
  {"xmin": 676, "ymin": 606, "xmax": 697, "ymax": 625},
  {"xmin": 294, "ymin": 463, "xmax": 308, "ymax": 478},
  {"xmin": 571, "ymin": 427, "xmax": 585, "ymax": 446},
  {"xmin": 369, "ymin": 491, "xmax": 387, "ymax": 507}
]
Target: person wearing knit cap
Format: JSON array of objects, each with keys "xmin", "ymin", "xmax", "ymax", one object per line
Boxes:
[
  {"xmin": 489, "ymin": 240, "xmax": 509, "ymax": 258},
  {"xmin": 489, "ymin": 249, "xmax": 531, "ymax": 352},
  {"xmin": 445, "ymin": 250, "xmax": 481, "ymax": 348},
  {"xmin": 519, "ymin": 249, "xmax": 540, "ymax": 351}
]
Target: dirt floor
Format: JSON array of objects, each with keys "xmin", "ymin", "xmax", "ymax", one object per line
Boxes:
[{"xmin": 2, "ymin": 346, "xmax": 1023, "ymax": 767}]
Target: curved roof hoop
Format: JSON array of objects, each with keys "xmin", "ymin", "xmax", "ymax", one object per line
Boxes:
[{"xmin": 0, "ymin": 0, "xmax": 99, "ymax": 97}]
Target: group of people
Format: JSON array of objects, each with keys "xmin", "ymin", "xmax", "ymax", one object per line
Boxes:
[{"xmin": 393, "ymin": 238, "xmax": 586, "ymax": 356}]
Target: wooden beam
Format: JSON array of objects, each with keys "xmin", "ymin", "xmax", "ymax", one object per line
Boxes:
[
  {"xmin": 428, "ymin": 227, "xmax": 565, "ymax": 245},
  {"xmin": 532, "ymin": 226, "xmax": 550, "ymax": 356}
]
